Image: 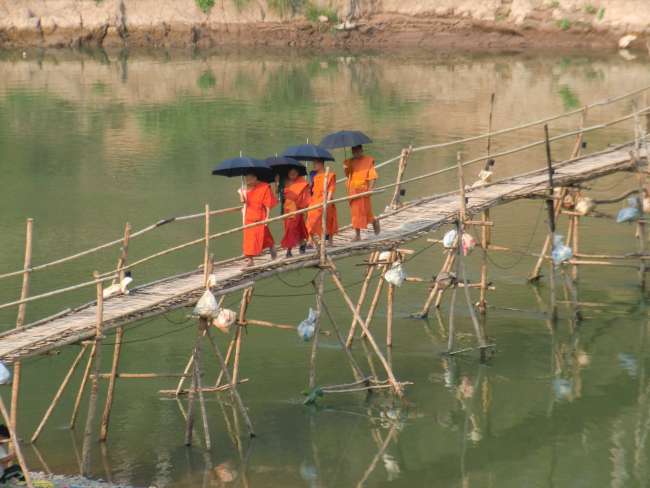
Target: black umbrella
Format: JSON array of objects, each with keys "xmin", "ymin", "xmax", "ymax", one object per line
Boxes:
[
  {"xmin": 282, "ymin": 144, "xmax": 334, "ymax": 162},
  {"xmin": 211, "ymin": 156, "xmax": 274, "ymax": 182},
  {"xmin": 265, "ymin": 156, "xmax": 307, "ymax": 177},
  {"xmin": 319, "ymin": 130, "xmax": 372, "ymax": 149}
]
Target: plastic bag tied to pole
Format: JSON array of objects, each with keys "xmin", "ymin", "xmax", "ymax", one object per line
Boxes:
[
  {"xmin": 442, "ymin": 229, "xmax": 476, "ymax": 256},
  {"xmin": 0, "ymin": 361, "xmax": 11, "ymax": 385},
  {"xmin": 551, "ymin": 234, "xmax": 573, "ymax": 266},
  {"xmin": 213, "ymin": 308, "xmax": 237, "ymax": 334},
  {"xmin": 384, "ymin": 262, "xmax": 407, "ymax": 287},
  {"xmin": 297, "ymin": 308, "xmax": 318, "ymax": 342},
  {"xmin": 193, "ymin": 289, "xmax": 220, "ymax": 319},
  {"xmin": 616, "ymin": 197, "xmax": 641, "ymax": 223},
  {"xmin": 574, "ymin": 196, "xmax": 596, "ymax": 216}
]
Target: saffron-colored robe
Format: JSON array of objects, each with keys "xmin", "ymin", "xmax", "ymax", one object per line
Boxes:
[
  {"xmin": 242, "ymin": 182, "xmax": 278, "ymax": 257},
  {"xmin": 344, "ymin": 155, "xmax": 378, "ymax": 230},
  {"xmin": 306, "ymin": 171, "xmax": 338, "ymax": 238},
  {"xmin": 281, "ymin": 176, "xmax": 310, "ymax": 249}
]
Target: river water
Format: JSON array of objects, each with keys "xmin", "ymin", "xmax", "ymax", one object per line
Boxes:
[{"xmin": 1, "ymin": 48, "xmax": 650, "ymax": 487}]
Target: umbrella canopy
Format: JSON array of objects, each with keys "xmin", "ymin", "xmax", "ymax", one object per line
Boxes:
[
  {"xmin": 282, "ymin": 144, "xmax": 334, "ymax": 162},
  {"xmin": 319, "ymin": 130, "xmax": 372, "ymax": 149},
  {"xmin": 265, "ymin": 156, "xmax": 307, "ymax": 177},
  {"xmin": 211, "ymin": 156, "xmax": 274, "ymax": 182}
]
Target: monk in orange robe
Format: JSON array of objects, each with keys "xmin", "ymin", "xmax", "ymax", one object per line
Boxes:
[
  {"xmin": 344, "ymin": 145, "xmax": 380, "ymax": 241},
  {"xmin": 306, "ymin": 159, "xmax": 338, "ymax": 245},
  {"xmin": 239, "ymin": 172, "xmax": 278, "ymax": 267},
  {"xmin": 281, "ymin": 168, "xmax": 310, "ymax": 257}
]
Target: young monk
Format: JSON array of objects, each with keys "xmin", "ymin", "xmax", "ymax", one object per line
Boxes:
[
  {"xmin": 238, "ymin": 171, "xmax": 278, "ymax": 267},
  {"xmin": 344, "ymin": 144, "xmax": 380, "ymax": 241},
  {"xmin": 306, "ymin": 159, "xmax": 338, "ymax": 246},
  {"xmin": 281, "ymin": 167, "xmax": 310, "ymax": 257}
]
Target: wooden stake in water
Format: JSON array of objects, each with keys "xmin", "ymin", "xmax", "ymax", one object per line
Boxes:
[
  {"xmin": 10, "ymin": 218, "xmax": 32, "ymax": 441},
  {"xmin": 309, "ymin": 270, "xmax": 325, "ymax": 390},
  {"xmin": 99, "ymin": 326, "xmax": 124, "ymax": 442},
  {"xmin": 543, "ymin": 125, "xmax": 558, "ymax": 322}
]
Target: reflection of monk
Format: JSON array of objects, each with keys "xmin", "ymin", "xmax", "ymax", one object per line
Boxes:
[
  {"xmin": 239, "ymin": 172, "xmax": 278, "ymax": 267},
  {"xmin": 306, "ymin": 160, "xmax": 338, "ymax": 245},
  {"xmin": 344, "ymin": 145, "xmax": 380, "ymax": 241}
]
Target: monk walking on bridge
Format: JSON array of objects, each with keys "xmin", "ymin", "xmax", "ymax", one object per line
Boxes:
[
  {"xmin": 239, "ymin": 171, "xmax": 278, "ymax": 267},
  {"xmin": 344, "ymin": 145, "xmax": 380, "ymax": 241},
  {"xmin": 306, "ymin": 159, "xmax": 338, "ymax": 246}
]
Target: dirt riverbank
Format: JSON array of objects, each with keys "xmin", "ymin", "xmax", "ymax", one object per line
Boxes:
[{"xmin": 0, "ymin": 0, "xmax": 648, "ymax": 50}]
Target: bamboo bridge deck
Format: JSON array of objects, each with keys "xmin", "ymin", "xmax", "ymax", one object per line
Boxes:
[{"xmin": 0, "ymin": 142, "xmax": 642, "ymax": 363}]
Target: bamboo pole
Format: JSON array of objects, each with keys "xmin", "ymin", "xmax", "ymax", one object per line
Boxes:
[
  {"xmin": 390, "ymin": 146, "xmax": 412, "ymax": 209},
  {"xmin": 194, "ymin": 322, "xmax": 211, "ymax": 450},
  {"xmin": 479, "ymin": 93, "xmax": 495, "ymax": 314},
  {"xmin": 345, "ymin": 251, "xmax": 378, "ymax": 348},
  {"xmin": 232, "ymin": 287, "xmax": 253, "ymax": 386},
  {"xmin": 203, "ymin": 204, "xmax": 210, "ymax": 286},
  {"xmin": 326, "ymin": 259, "xmax": 403, "ymax": 397},
  {"xmin": 434, "ymin": 252, "xmax": 458, "ymax": 309},
  {"xmin": 543, "ymin": 125, "xmax": 558, "ymax": 322},
  {"xmin": 99, "ymin": 326, "xmax": 123, "ymax": 442},
  {"xmin": 31, "ymin": 344, "xmax": 88, "ymax": 443},
  {"xmin": 319, "ymin": 296, "xmax": 364, "ymax": 382},
  {"xmin": 0, "ymin": 395, "xmax": 33, "ymax": 488},
  {"xmin": 358, "ymin": 265, "xmax": 386, "ymax": 340},
  {"xmin": 82, "ymin": 272, "xmax": 104, "ymax": 476},
  {"xmin": 10, "ymin": 218, "xmax": 33, "ymax": 442},
  {"xmin": 309, "ymin": 270, "xmax": 325, "ymax": 390},
  {"xmin": 113, "ymin": 223, "xmax": 131, "ymax": 285},
  {"xmin": 203, "ymin": 327, "xmax": 255, "ymax": 437},
  {"xmin": 416, "ymin": 249, "xmax": 455, "ymax": 318},
  {"xmin": 184, "ymin": 341, "xmax": 197, "ymax": 446},
  {"xmin": 386, "ymin": 251, "xmax": 396, "ymax": 348},
  {"xmin": 70, "ymin": 343, "xmax": 95, "ymax": 429}
]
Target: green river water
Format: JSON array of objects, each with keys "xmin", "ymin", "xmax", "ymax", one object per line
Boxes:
[{"xmin": 1, "ymin": 48, "xmax": 650, "ymax": 487}]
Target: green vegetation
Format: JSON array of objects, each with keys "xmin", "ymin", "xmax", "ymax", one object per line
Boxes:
[
  {"xmin": 197, "ymin": 70, "xmax": 216, "ymax": 90},
  {"xmin": 597, "ymin": 7, "xmax": 605, "ymax": 20},
  {"xmin": 268, "ymin": 0, "xmax": 304, "ymax": 16},
  {"xmin": 584, "ymin": 4, "xmax": 597, "ymax": 14},
  {"xmin": 550, "ymin": 0, "xmax": 560, "ymax": 8},
  {"xmin": 195, "ymin": 0, "xmax": 214, "ymax": 13},
  {"xmin": 558, "ymin": 84, "xmax": 581, "ymax": 110},
  {"xmin": 305, "ymin": 2, "xmax": 338, "ymax": 22},
  {"xmin": 558, "ymin": 18, "xmax": 571, "ymax": 30}
]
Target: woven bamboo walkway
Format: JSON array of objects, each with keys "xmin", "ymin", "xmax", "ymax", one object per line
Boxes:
[{"xmin": 0, "ymin": 142, "xmax": 641, "ymax": 363}]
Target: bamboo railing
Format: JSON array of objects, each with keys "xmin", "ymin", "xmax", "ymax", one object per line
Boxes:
[{"xmin": 0, "ymin": 86, "xmax": 648, "ymax": 316}]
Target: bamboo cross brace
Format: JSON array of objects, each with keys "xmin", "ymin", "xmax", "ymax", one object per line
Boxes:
[
  {"xmin": 99, "ymin": 326, "xmax": 124, "ymax": 442},
  {"xmin": 326, "ymin": 258, "xmax": 404, "ymax": 397}
]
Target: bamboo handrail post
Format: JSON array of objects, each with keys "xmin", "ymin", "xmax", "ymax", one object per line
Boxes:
[
  {"xmin": 326, "ymin": 259, "xmax": 403, "ymax": 397},
  {"xmin": 113, "ymin": 222, "xmax": 131, "ymax": 285},
  {"xmin": 309, "ymin": 270, "xmax": 325, "ymax": 390},
  {"xmin": 543, "ymin": 126, "xmax": 559, "ymax": 322},
  {"xmin": 203, "ymin": 204, "xmax": 210, "ymax": 287},
  {"xmin": 10, "ymin": 217, "xmax": 33, "ymax": 443},
  {"xmin": 0, "ymin": 395, "xmax": 33, "ymax": 488},
  {"xmin": 99, "ymin": 326, "xmax": 124, "ymax": 442},
  {"xmin": 31, "ymin": 344, "xmax": 88, "ymax": 444},
  {"xmin": 81, "ymin": 272, "xmax": 105, "ymax": 476},
  {"xmin": 390, "ymin": 146, "xmax": 412, "ymax": 209},
  {"xmin": 345, "ymin": 251, "xmax": 377, "ymax": 348}
]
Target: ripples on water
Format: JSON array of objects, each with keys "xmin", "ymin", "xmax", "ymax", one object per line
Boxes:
[{"xmin": 0, "ymin": 48, "xmax": 650, "ymax": 487}]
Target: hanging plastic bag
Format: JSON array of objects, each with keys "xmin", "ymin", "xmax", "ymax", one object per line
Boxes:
[
  {"xmin": 617, "ymin": 197, "xmax": 640, "ymax": 223},
  {"xmin": 297, "ymin": 308, "xmax": 318, "ymax": 342},
  {"xmin": 193, "ymin": 289, "xmax": 219, "ymax": 319},
  {"xmin": 212, "ymin": 308, "xmax": 237, "ymax": 334},
  {"xmin": 574, "ymin": 196, "xmax": 595, "ymax": 216},
  {"xmin": 384, "ymin": 263, "xmax": 406, "ymax": 287},
  {"xmin": 552, "ymin": 377, "xmax": 572, "ymax": 400},
  {"xmin": 442, "ymin": 229, "xmax": 457, "ymax": 249},
  {"xmin": 0, "ymin": 361, "xmax": 11, "ymax": 385},
  {"xmin": 551, "ymin": 234, "xmax": 572, "ymax": 266},
  {"xmin": 461, "ymin": 233, "xmax": 476, "ymax": 256},
  {"xmin": 434, "ymin": 271, "xmax": 456, "ymax": 289},
  {"xmin": 378, "ymin": 250, "xmax": 392, "ymax": 262}
]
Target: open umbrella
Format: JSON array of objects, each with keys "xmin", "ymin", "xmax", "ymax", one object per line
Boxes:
[
  {"xmin": 282, "ymin": 144, "xmax": 334, "ymax": 162},
  {"xmin": 265, "ymin": 156, "xmax": 307, "ymax": 177},
  {"xmin": 211, "ymin": 156, "xmax": 274, "ymax": 182},
  {"xmin": 319, "ymin": 130, "xmax": 372, "ymax": 149}
]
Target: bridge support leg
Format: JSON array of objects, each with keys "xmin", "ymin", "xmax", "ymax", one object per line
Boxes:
[
  {"xmin": 99, "ymin": 326, "xmax": 124, "ymax": 442},
  {"xmin": 414, "ymin": 249, "xmax": 455, "ymax": 319},
  {"xmin": 345, "ymin": 251, "xmax": 378, "ymax": 348},
  {"xmin": 233, "ymin": 287, "xmax": 253, "ymax": 386},
  {"xmin": 308, "ymin": 270, "xmax": 325, "ymax": 390}
]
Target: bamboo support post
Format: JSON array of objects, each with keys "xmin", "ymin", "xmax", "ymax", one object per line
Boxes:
[
  {"xmin": 113, "ymin": 222, "xmax": 131, "ymax": 285},
  {"xmin": 529, "ymin": 187, "xmax": 567, "ymax": 282},
  {"xmin": 345, "ymin": 251, "xmax": 378, "ymax": 348},
  {"xmin": 309, "ymin": 270, "xmax": 325, "ymax": 390},
  {"xmin": 571, "ymin": 214, "xmax": 580, "ymax": 281},
  {"xmin": 203, "ymin": 204, "xmax": 211, "ymax": 286},
  {"xmin": 232, "ymin": 287, "xmax": 253, "ymax": 386},
  {"xmin": 10, "ymin": 218, "xmax": 33, "ymax": 442},
  {"xmin": 31, "ymin": 344, "xmax": 88, "ymax": 443},
  {"xmin": 390, "ymin": 146, "xmax": 412, "ymax": 209},
  {"xmin": 543, "ymin": 125, "xmax": 558, "ymax": 321},
  {"xmin": 326, "ymin": 259, "xmax": 403, "ymax": 397},
  {"xmin": 0, "ymin": 395, "xmax": 33, "ymax": 488},
  {"xmin": 184, "ymin": 342, "xmax": 197, "ymax": 446},
  {"xmin": 386, "ymin": 251, "xmax": 396, "ymax": 348},
  {"xmin": 99, "ymin": 326, "xmax": 124, "ymax": 442},
  {"xmin": 81, "ymin": 272, "xmax": 105, "ymax": 476},
  {"xmin": 70, "ymin": 343, "xmax": 95, "ymax": 429},
  {"xmin": 635, "ymin": 110, "xmax": 648, "ymax": 289},
  {"xmin": 479, "ymin": 93, "xmax": 495, "ymax": 314},
  {"xmin": 194, "ymin": 322, "xmax": 211, "ymax": 450},
  {"xmin": 358, "ymin": 264, "xmax": 387, "ymax": 340}
]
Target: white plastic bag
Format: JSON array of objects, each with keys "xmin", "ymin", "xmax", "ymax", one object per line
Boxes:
[
  {"xmin": 574, "ymin": 197, "xmax": 595, "ymax": 216},
  {"xmin": 617, "ymin": 198, "xmax": 640, "ymax": 223},
  {"xmin": 193, "ymin": 289, "xmax": 219, "ymax": 319},
  {"xmin": 384, "ymin": 263, "xmax": 406, "ymax": 287},
  {"xmin": 298, "ymin": 308, "xmax": 318, "ymax": 342},
  {"xmin": 213, "ymin": 308, "xmax": 237, "ymax": 334},
  {"xmin": 551, "ymin": 234, "xmax": 572, "ymax": 266},
  {"xmin": 0, "ymin": 361, "xmax": 11, "ymax": 385},
  {"xmin": 378, "ymin": 251, "xmax": 392, "ymax": 262},
  {"xmin": 442, "ymin": 229, "xmax": 457, "ymax": 249}
]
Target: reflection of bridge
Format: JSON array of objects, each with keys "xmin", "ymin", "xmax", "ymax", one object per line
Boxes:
[{"xmin": 0, "ymin": 141, "xmax": 640, "ymax": 363}]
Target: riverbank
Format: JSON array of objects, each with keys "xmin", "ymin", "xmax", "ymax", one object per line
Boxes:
[{"xmin": 0, "ymin": 0, "xmax": 648, "ymax": 50}]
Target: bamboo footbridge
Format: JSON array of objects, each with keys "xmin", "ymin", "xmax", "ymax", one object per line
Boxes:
[
  {"xmin": 1, "ymin": 85, "xmax": 650, "ymax": 484},
  {"xmin": 0, "ymin": 140, "xmax": 642, "ymax": 363}
]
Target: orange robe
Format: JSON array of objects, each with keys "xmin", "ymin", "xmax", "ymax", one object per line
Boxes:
[
  {"xmin": 344, "ymin": 155, "xmax": 378, "ymax": 230},
  {"xmin": 306, "ymin": 171, "xmax": 338, "ymax": 238},
  {"xmin": 242, "ymin": 182, "xmax": 278, "ymax": 257},
  {"xmin": 281, "ymin": 176, "xmax": 310, "ymax": 249}
]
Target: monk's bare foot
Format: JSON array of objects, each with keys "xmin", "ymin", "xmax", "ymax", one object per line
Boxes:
[
  {"xmin": 269, "ymin": 247, "xmax": 278, "ymax": 260},
  {"xmin": 372, "ymin": 219, "xmax": 381, "ymax": 235},
  {"xmin": 244, "ymin": 258, "xmax": 254, "ymax": 268},
  {"xmin": 285, "ymin": 249, "xmax": 293, "ymax": 258},
  {"xmin": 353, "ymin": 230, "xmax": 361, "ymax": 241},
  {"xmin": 299, "ymin": 243, "xmax": 307, "ymax": 254}
]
